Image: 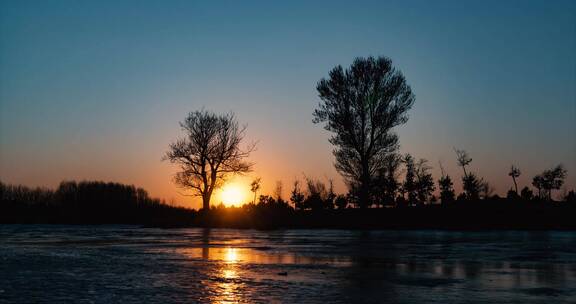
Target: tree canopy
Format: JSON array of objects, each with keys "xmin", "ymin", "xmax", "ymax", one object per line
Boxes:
[
  {"xmin": 164, "ymin": 110, "xmax": 254, "ymax": 210},
  {"xmin": 313, "ymin": 56, "xmax": 415, "ymax": 207}
]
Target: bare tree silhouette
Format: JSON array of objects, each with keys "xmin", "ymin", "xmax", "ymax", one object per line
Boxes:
[
  {"xmin": 508, "ymin": 165, "xmax": 521, "ymax": 194},
  {"xmin": 455, "ymin": 149, "xmax": 472, "ymax": 177},
  {"xmin": 164, "ymin": 110, "xmax": 254, "ymax": 210},
  {"xmin": 454, "ymin": 149, "xmax": 483, "ymax": 200},
  {"xmin": 313, "ymin": 56, "xmax": 414, "ymax": 208}
]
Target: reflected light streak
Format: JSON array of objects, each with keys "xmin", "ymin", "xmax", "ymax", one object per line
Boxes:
[{"xmin": 216, "ymin": 248, "xmax": 241, "ymax": 303}]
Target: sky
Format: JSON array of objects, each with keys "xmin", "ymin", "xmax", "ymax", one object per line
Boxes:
[{"xmin": 1, "ymin": 0, "xmax": 575, "ymax": 209}]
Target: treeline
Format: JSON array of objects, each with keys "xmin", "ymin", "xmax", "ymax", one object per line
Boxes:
[
  {"xmin": 192, "ymin": 161, "xmax": 575, "ymax": 229},
  {"xmin": 241, "ymin": 151, "xmax": 575, "ymax": 212},
  {"xmin": 0, "ymin": 180, "xmax": 195, "ymax": 225}
]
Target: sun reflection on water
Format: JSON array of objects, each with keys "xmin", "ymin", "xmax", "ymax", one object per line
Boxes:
[
  {"xmin": 214, "ymin": 248, "xmax": 242, "ymax": 303},
  {"xmin": 225, "ymin": 247, "xmax": 238, "ymax": 263},
  {"xmin": 172, "ymin": 238, "xmax": 350, "ymax": 303},
  {"xmin": 192, "ymin": 247, "xmax": 244, "ymax": 303}
]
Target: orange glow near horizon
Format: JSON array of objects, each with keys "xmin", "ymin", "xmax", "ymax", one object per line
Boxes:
[{"xmin": 218, "ymin": 183, "xmax": 248, "ymax": 207}]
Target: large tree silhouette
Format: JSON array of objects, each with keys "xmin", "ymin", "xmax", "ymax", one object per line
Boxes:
[
  {"xmin": 164, "ymin": 110, "xmax": 254, "ymax": 210},
  {"xmin": 313, "ymin": 56, "xmax": 415, "ymax": 207}
]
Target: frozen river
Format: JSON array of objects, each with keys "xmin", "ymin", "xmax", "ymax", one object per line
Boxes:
[{"xmin": 0, "ymin": 225, "xmax": 575, "ymax": 303}]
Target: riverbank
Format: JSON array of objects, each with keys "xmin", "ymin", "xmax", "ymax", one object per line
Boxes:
[
  {"xmin": 2, "ymin": 197, "xmax": 575, "ymax": 230},
  {"xmin": 169, "ymin": 202, "xmax": 576, "ymax": 230}
]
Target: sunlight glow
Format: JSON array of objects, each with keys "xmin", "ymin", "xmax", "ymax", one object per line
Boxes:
[
  {"xmin": 225, "ymin": 247, "xmax": 239, "ymax": 263},
  {"xmin": 219, "ymin": 183, "xmax": 246, "ymax": 206}
]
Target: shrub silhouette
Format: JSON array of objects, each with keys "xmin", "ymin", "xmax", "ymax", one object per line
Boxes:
[{"xmin": 438, "ymin": 175, "xmax": 455, "ymax": 204}]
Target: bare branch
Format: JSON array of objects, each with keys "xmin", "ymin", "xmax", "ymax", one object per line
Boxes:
[{"xmin": 164, "ymin": 110, "xmax": 255, "ymax": 210}]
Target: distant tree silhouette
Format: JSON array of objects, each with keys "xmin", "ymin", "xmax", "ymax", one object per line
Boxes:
[
  {"xmin": 274, "ymin": 180, "xmax": 283, "ymax": 201},
  {"xmin": 520, "ymin": 186, "xmax": 534, "ymax": 201},
  {"xmin": 164, "ymin": 110, "xmax": 254, "ymax": 210},
  {"xmin": 454, "ymin": 149, "xmax": 483, "ymax": 200},
  {"xmin": 250, "ymin": 177, "xmax": 261, "ymax": 205},
  {"xmin": 290, "ymin": 180, "xmax": 305, "ymax": 210},
  {"xmin": 480, "ymin": 181, "xmax": 494, "ymax": 199},
  {"xmin": 0, "ymin": 180, "xmax": 193, "ymax": 224},
  {"xmin": 566, "ymin": 190, "xmax": 576, "ymax": 203},
  {"xmin": 455, "ymin": 149, "xmax": 472, "ymax": 177},
  {"xmin": 402, "ymin": 154, "xmax": 418, "ymax": 205},
  {"xmin": 335, "ymin": 194, "xmax": 348, "ymax": 209},
  {"xmin": 375, "ymin": 154, "xmax": 401, "ymax": 207},
  {"xmin": 456, "ymin": 192, "xmax": 467, "ymax": 202},
  {"xmin": 462, "ymin": 173, "xmax": 482, "ymax": 200},
  {"xmin": 533, "ymin": 165, "xmax": 567, "ymax": 201},
  {"xmin": 302, "ymin": 177, "xmax": 334, "ymax": 210},
  {"xmin": 507, "ymin": 189, "xmax": 520, "ymax": 200},
  {"xmin": 415, "ymin": 158, "xmax": 435, "ymax": 204},
  {"xmin": 1, "ymin": 182, "xmax": 53, "ymax": 205},
  {"xmin": 532, "ymin": 175, "xmax": 544, "ymax": 199},
  {"xmin": 256, "ymin": 195, "xmax": 292, "ymax": 211},
  {"xmin": 438, "ymin": 175, "xmax": 455, "ymax": 204},
  {"xmin": 395, "ymin": 195, "xmax": 407, "ymax": 207},
  {"xmin": 508, "ymin": 165, "xmax": 521, "ymax": 194},
  {"xmin": 313, "ymin": 56, "xmax": 415, "ymax": 208},
  {"xmin": 325, "ymin": 179, "xmax": 336, "ymax": 210}
]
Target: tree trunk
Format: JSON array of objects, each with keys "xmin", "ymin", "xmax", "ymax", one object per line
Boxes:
[
  {"xmin": 360, "ymin": 161, "xmax": 370, "ymax": 208},
  {"xmin": 359, "ymin": 184, "xmax": 369, "ymax": 208},
  {"xmin": 202, "ymin": 193, "xmax": 210, "ymax": 211},
  {"xmin": 512, "ymin": 177, "xmax": 518, "ymax": 194}
]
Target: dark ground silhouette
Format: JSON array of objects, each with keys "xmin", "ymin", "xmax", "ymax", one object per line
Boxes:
[{"xmin": 1, "ymin": 180, "xmax": 575, "ymax": 230}]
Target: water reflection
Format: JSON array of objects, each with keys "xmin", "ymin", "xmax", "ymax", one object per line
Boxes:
[
  {"xmin": 198, "ymin": 229, "xmax": 243, "ymax": 303},
  {"xmin": 2, "ymin": 226, "xmax": 575, "ymax": 303},
  {"xmin": 170, "ymin": 229, "xmax": 576, "ymax": 303},
  {"xmin": 225, "ymin": 247, "xmax": 238, "ymax": 263},
  {"xmin": 214, "ymin": 248, "xmax": 242, "ymax": 304},
  {"xmin": 178, "ymin": 246, "xmax": 350, "ymax": 265}
]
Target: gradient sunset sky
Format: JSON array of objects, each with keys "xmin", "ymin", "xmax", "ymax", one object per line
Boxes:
[{"xmin": 1, "ymin": 0, "xmax": 575, "ymax": 209}]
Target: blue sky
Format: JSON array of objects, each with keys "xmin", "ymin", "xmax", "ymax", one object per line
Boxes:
[{"xmin": 1, "ymin": 0, "xmax": 574, "ymax": 207}]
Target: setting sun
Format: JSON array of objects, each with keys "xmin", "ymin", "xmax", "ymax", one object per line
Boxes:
[{"xmin": 219, "ymin": 183, "xmax": 246, "ymax": 206}]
